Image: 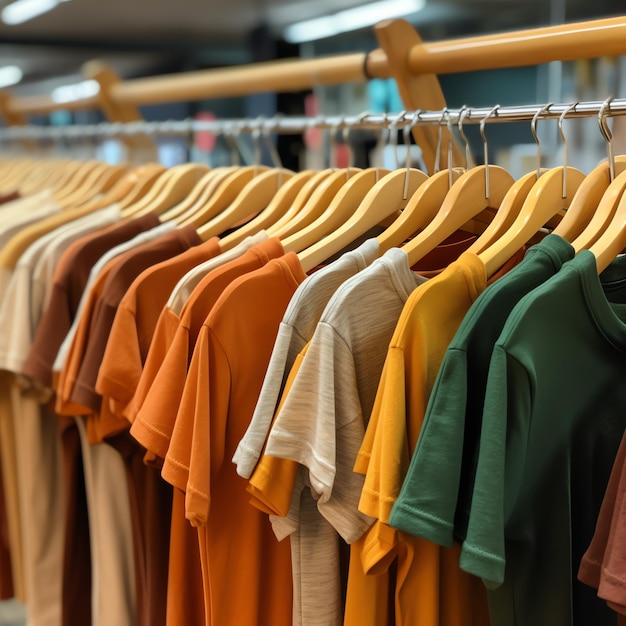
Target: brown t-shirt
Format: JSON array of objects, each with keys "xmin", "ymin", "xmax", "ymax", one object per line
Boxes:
[
  {"xmin": 94, "ymin": 236, "xmax": 221, "ymax": 435},
  {"xmin": 580, "ymin": 430, "xmax": 626, "ymax": 617},
  {"xmin": 22, "ymin": 213, "xmax": 161, "ymax": 390},
  {"xmin": 69, "ymin": 225, "xmax": 201, "ymax": 421}
]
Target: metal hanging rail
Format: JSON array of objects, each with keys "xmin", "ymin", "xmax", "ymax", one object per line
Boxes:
[
  {"xmin": 3, "ymin": 16, "xmax": 626, "ymax": 116},
  {"xmin": 1, "ymin": 99, "xmax": 622, "ymax": 141}
]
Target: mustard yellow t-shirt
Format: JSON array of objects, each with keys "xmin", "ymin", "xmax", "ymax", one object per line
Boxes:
[{"xmin": 355, "ymin": 252, "xmax": 490, "ymax": 626}]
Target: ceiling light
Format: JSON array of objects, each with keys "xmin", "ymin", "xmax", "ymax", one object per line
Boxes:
[
  {"xmin": 0, "ymin": 66, "xmax": 23, "ymax": 88},
  {"xmin": 51, "ymin": 79, "xmax": 99, "ymax": 104},
  {"xmin": 2, "ymin": 0, "xmax": 67, "ymax": 25},
  {"xmin": 283, "ymin": 0, "xmax": 426, "ymax": 43}
]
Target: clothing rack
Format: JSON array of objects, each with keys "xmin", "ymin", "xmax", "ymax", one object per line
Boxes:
[
  {"xmin": 2, "ymin": 99, "xmax": 623, "ymax": 142},
  {"xmin": 2, "ymin": 16, "xmax": 626, "ymax": 173}
]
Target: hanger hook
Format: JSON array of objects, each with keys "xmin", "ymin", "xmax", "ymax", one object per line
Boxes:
[
  {"xmin": 263, "ymin": 115, "xmax": 284, "ymax": 185},
  {"xmin": 480, "ymin": 104, "xmax": 500, "ymax": 200},
  {"xmin": 445, "ymin": 108, "xmax": 454, "ymax": 187},
  {"xmin": 434, "ymin": 107, "xmax": 449, "ymax": 175},
  {"xmin": 402, "ymin": 110, "xmax": 421, "ymax": 199},
  {"xmin": 531, "ymin": 103, "xmax": 552, "ymax": 181},
  {"xmin": 559, "ymin": 101, "xmax": 578, "ymax": 199},
  {"xmin": 252, "ymin": 115, "xmax": 265, "ymax": 168},
  {"xmin": 598, "ymin": 96, "xmax": 615, "ymax": 183},
  {"xmin": 390, "ymin": 110, "xmax": 407, "ymax": 170},
  {"xmin": 342, "ymin": 116, "xmax": 356, "ymax": 170},
  {"xmin": 224, "ymin": 122, "xmax": 241, "ymax": 166},
  {"xmin": 329, "ymin": 116, "xmax": 343, "ymax": 170},
  {"xmin": 457, "ymin": 106, "xmax": 473, "ymax": 170}
]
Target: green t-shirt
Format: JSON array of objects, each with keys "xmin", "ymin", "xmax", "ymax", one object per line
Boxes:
[
  {"xmin": 462, "ymin": 251, "xmax": 626, "ymax": 626},
  {"xmin": 389, "ymin": 234, "xmax": 575, "ymax": 547}
]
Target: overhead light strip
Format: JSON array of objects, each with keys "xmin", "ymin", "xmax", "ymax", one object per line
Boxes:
[
  {"xmin": 283, "ymin": 0, "xmax": 426, "ymax": 43},
  {"xmin": 2, "ymin": 0, "xmax": 69, "ymax": 26}
]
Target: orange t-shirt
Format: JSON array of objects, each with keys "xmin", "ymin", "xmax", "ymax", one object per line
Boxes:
[
  {"xmin": 174, "ymin": 253, "xmax": 306, "ymax": 626},
  {"xmin": 131, "ymin": 238, "xmax": 285, "ymax": 473}
]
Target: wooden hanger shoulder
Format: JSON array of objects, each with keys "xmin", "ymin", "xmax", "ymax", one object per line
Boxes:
[
  {"xmin": 219, "ymin": 170, "xmax": 317, "ymax": 250},
  {"xmin": 479, "ymin": 166, "xmax": 586, "ymax": 277},
  {"xmin": 376, "ymin": 168, "xmax": 464, "ymax": 254},
  {"xmin": 265, "ymin": 169, "xmax": 334, "ymax": 237},
  {"xmin": 182, "ymin": 165, "xmax": 270, "ymax": 229},
  {"xmin": 298, "ymin": 168, "xmax": 428, "ymax": 272},
  {"xmin": 588, "ymin": 182, "xmax": 626, "ymax": 273},
  {"xmin": 466, "ymin": 168, "xmax": 549, "ymax": 255},
  {"xmin": 121, "ymin": 163, "xmax": 211, "ymax": 217},
  {"xmin": 572, "ymin": 168, "xmax": 626, "ymax": 253},
  {"xmin": 402, "ymin": 165, "xmax": 515, "ymax": 267},
  {"xmin": 196, "ymin": 168, "xmax": 294, "ymax": 240},
  {"xmin": 553, "ymin": 155, "xmax": 626, "ymax": 240},
  {"xmin": 282, "ymin": 168, "xmax": 384, "ymax": 254},
  {"xmin": 271, "ymin": 168, "xmax": 360, "ymax": 240},
  {"xmin": 57, "ymin": 164, "xmax": 127, "ymax": 210},
  {"xmin": 116, "ymin": 164, "xmax": 167, "ymax": 211}
]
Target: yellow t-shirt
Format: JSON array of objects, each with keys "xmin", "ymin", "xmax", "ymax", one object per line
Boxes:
[{"xmin": 355, "ymin": 252, "xmax": 490, "ymax": 626}]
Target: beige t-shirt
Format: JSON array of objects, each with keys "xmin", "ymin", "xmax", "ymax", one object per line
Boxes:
[{"xmin": 262, "ymin": 248, "xmax": 427, "ymax": 625}]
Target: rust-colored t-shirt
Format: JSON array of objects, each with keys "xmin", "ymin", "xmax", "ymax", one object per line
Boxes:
[
  {"xmin": 176, "ymin": 253, "xmax": 306, "ymax": 626},
  {"xmin": 70, "ymin": 225, "xmax": 202, "ymax": 421},
  {"xmin": 131, "ymin": 238, "xmax": 285, "ymax": 471},
  {"xmin": 94, "ymin": 236, "xmax": 220, "ymax": 434},
  {"xmin": 22, "ymin": 213, "xmax": 161, "ymax": 390}
]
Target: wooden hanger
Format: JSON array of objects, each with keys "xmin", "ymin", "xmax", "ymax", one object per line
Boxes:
[
  {"xmin": 587, "ymin": 176, "xmax": 626, "ymax": 272},
  {"xmin": 120, "ymin": 163, "xmax": 211, "ymax": 217},
  {"xmin": 282, "ymin": 168, "xmax": 386, "ymax": 255},
  {"xmin": 553, "ymin": 99, "xmax": 626, "ymax": 240},
  {"xmin": 197, "ymin": 168, "xmax": 294, "ymax": 240},
  {"xmin": 479, "ymin": 103, "xmax": 588, "ymax": 277},
  {"xmin": 57, "ymin": 163, "xmax": 128, "ymax": 209},
  {"xmin": 399, "ymin": 106, "xmax": 514, "ymax": 267},
  {"xmin": 179, "ymin": 165, "xmax": 270, "ymax": 229},
  {"xmin": 75, "ymin": 163, "xmax": 166, "ymax": 213},
  {"xmin": 160, "ymin": 168, "xmax": 234, "ymax": 222},
  {"xmin": 479, "ymin": 166, "xmax": 585, "ymax": 276},
  {"xmin": 298, "ymin": 167, "xmax": 428, "ymax": 272},
  {"xmin": 51, "ymin": 161, "xmax": 109, "ymax": 202},
  {"xmin": 117, "ymin": 164, "xmax": 167, "ymax": 211},
  {"xmin": 571, "ymin": 169, "xmax": 626, "ymax": 253},
  {"xmin": 465, "ymin": 169, "xmax": 549, "ymax": 255},
  {"xmin": 376, "ymin": 168, "xmax": 464, "ymax": 254},
  {"xmin": 18, "ymin": 160, "xmax": 81, "ymax": 196},
  {"xmin": 219, "ymin": 169, "xmax": 318, "ymax": 250},
  {"xmin": 265, "ymin": 169, "xmax": 335, "ymax": 238},
  {"xmin": 9, "ymin": 159, "xmax": 56, "ymax": 195}
]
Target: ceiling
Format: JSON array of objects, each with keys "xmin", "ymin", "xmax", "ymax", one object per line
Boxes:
[{"xmin": 0, "ymin": 0, "xmax": 622, "ymax": 99}]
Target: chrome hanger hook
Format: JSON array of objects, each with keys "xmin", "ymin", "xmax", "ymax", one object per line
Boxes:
[
  {"xmin": 559, "ymin": 101, "xmax": 578, "ymax": 199},
  {"xmin": 457, "ymin": 106, "xmax": 473, "ymax": 170},
  {"xmin": 444, "ymin": 108, "xmax": 454, "ymax": 188},
  {"xmin": 402, "ymin": 110, "xmax": 421, "ymax": 199},
  {"xmin": 480, "ymin": 104, "xmax": 500, "ymax": 200},
  {"xmin": 434, "ymin": 107, "xmax": 449, "ymax": 175},
  {"xmin": 599, "ymin": 97, "xmax": 615, "ymax": 182},
  {"xmin": 390, "ymin": 110, "xmax": 407, "ymax": 170},
  {"xmin": 531, "ymin": 103, "xmax": 553, "ymax": 181},
  {"xmin": 262, "ymin": 115, "xmax": 283, "ymax": 169},
  {"xmin": 225, "ymin": 122, "xmax": 241, "ymax": 166}
]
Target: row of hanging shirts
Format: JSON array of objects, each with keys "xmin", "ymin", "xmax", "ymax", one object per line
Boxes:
[{"xmin": 0, "ymin": 101, "xmax": 625, "ymax": 626}]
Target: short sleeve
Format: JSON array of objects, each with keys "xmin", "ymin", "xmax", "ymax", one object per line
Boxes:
[
  {"xmin": 459, "ymin": 344, "xmax": 532, "ymax": 587},
  {"xmin": 266, "ymin": 321, "xmax": 373, "ymax": 542},
  {"xmin": 357, "ymin": 347, "xmax": 410, "ymax": 525},
  {"xmin": 232, "ymin": 322, "xmax": 299, "ymax": 478},
  {"xmin": 135, "ymin": 325, "xmax": 193, "ymax": 461},
  {"xmin": 389, "ymin": 347, "xmax": 470, "ymax": 547},
  {"xmin": 182, "ymin": 326, "xmax": 231, "ymax": 528},
  {"xmin": 95, "ymin": 299, "xmax": 142, "ymax": 413}
]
